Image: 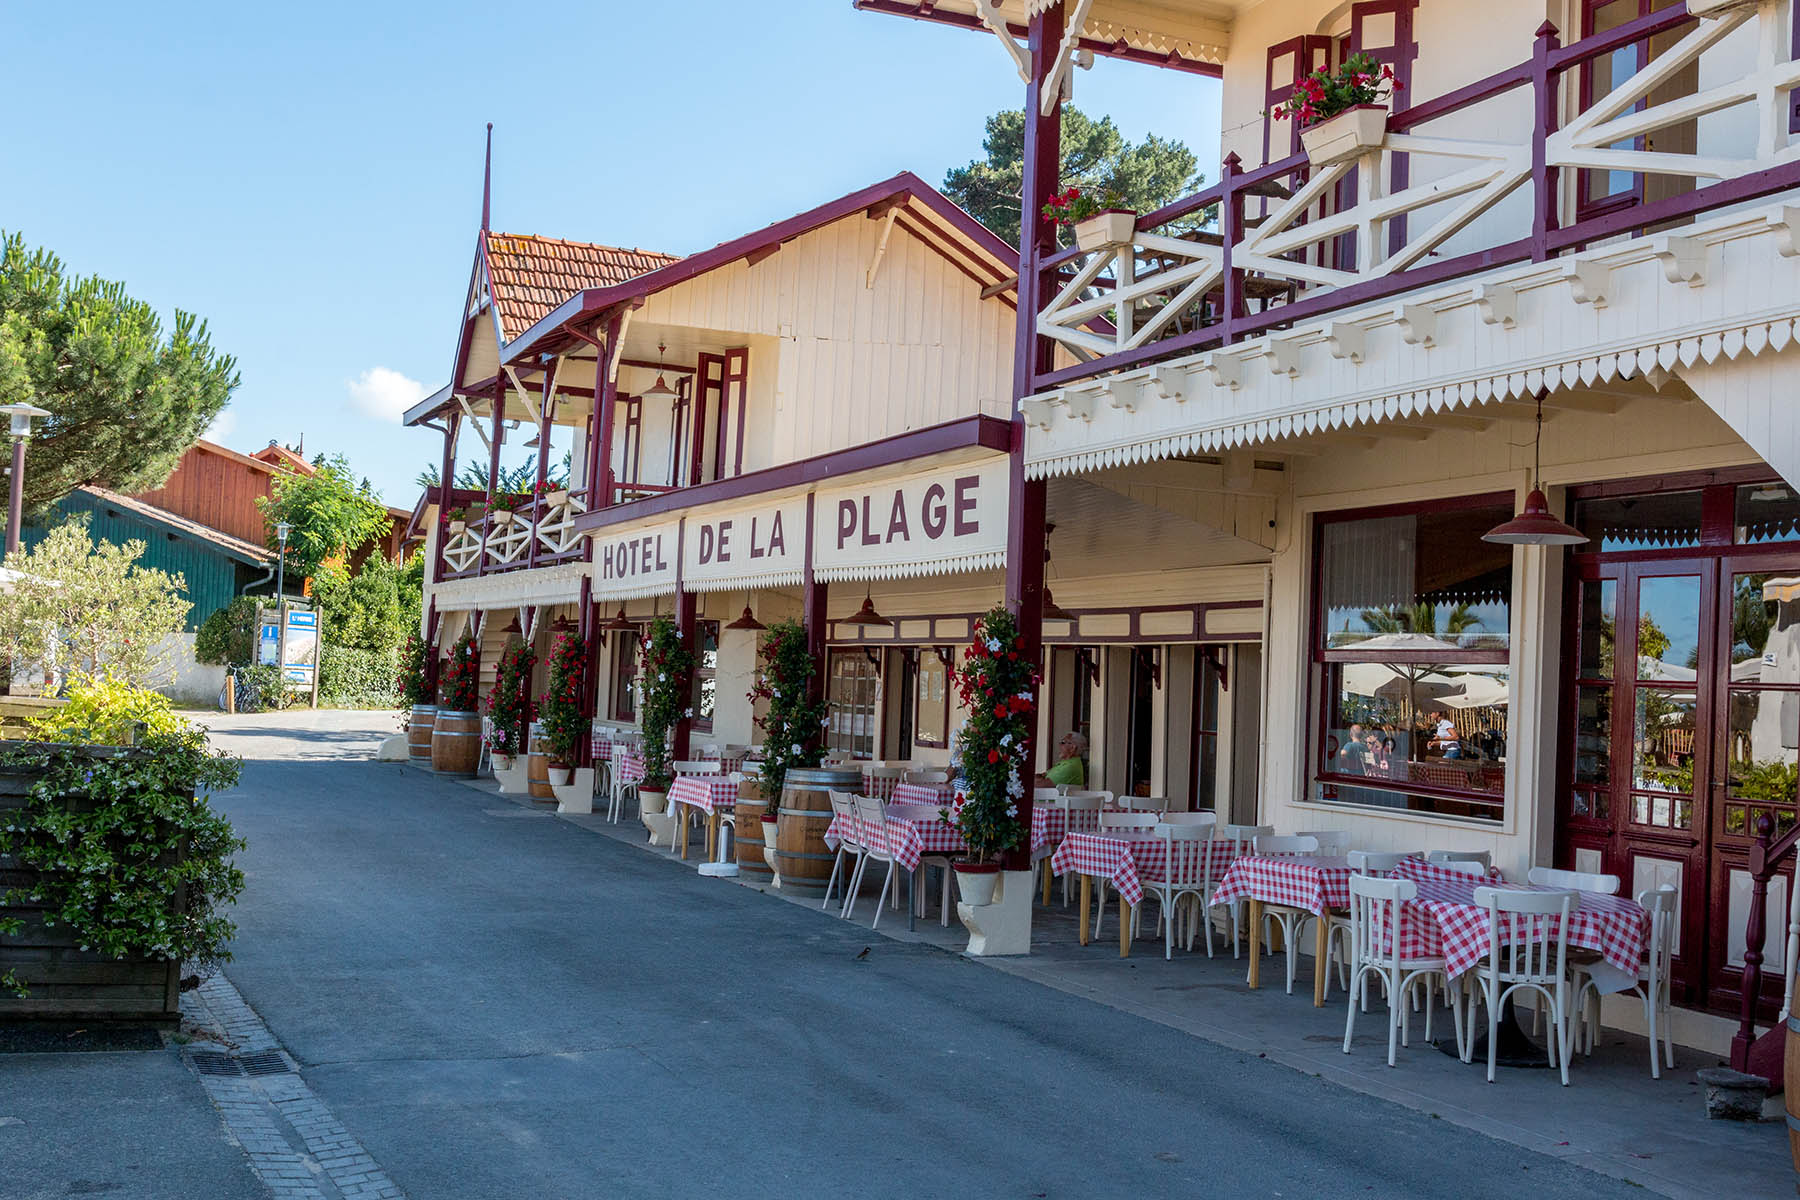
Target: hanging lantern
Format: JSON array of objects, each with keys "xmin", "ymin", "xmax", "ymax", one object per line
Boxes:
[
  {"xmin": 600, "ymin": 606, "xmax": 635, "ymax": 633},
  {"xmin": 724, "ymin": 605, "xmax": 767, "ymax": 631},
  {"xmin": 641, "ymin": 341, "xmax": 678, "ymax": 403},
  {"xmin": 1482, "ymin": 394, "xmax": 1589, "ymax": 546},
  {"xmin": 839, "ymin": 588, "xmax": 892, "ymax": 628},
  {"xmin": 1040, "ymin": 589, "xmax": 1076, "ymax": 623}
]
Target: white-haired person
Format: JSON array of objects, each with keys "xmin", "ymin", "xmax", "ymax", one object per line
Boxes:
[{"xmin": 1034, "ymin": 730, "xmax": 1088, "ymax": 790}]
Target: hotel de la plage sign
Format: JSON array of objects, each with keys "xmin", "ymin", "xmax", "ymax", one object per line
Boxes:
[{"xmin": 588, "ymin": 457, "xmax": 1009, "ymax": 597}]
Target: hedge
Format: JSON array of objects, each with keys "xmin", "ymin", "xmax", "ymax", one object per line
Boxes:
[{"xmin": 319, "ymin": 645, "xmax": 400, "ymax": 709}]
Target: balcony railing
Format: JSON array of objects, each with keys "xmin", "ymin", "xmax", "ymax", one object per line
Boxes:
[
  {"xmin": 1032, "ymin": 1, "xmax": 1800, "ymax": 392},
  {"xmin": 441, "ymin": 491, "xmax": 588, "ymax": 578}
]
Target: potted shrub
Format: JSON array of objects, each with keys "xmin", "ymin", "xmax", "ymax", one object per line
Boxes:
[
  {"xmin": 0, "ymin": 674, "xmax": 245, "ymax": 1021},
  {"xmin": 942, "ymin": 607, "xmax": 1038, "ymax": 907},
  {"xmin": 484, "ymin": 641, "xmax": 534, "ymax": 771},
  {"xmin": 747, "ymin": 619, "xmax": 827, "ymax": 872},
  {"xmin": 636, "ymin": 616, "xmax": 695, "ymax": 815},
  {"xmin": 1042, "ymin": 186, "xmax": 1136, "ymax": 252},
  {"xmin": 1272, "ymin": 52, "xmax": 1401, "ymax": 168},
  {"xmin": 538, "ymin": 631, "xmax": 588, "ymax": 786},
  {"xmin": 446, "ymin": 506, "xmax": 469, "ymax": 534},
  {"xmin": 537, "ymin": 479, "xmax": 571, "ymax": 508}
]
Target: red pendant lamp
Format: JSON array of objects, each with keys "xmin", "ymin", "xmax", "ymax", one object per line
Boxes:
[
  {"xmin": 1482, "ymin": 395, "xmax": 1589, "ymax": 546},
  {"xmin": 839, "ymin": 587, "xmax": 892, "ymax": 628},
  {"xmin": 724, "ymin": 605, "xmax": 766, "ymax": 631}
]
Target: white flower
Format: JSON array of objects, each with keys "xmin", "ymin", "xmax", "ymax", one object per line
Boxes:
[
  {"xmin": 986, "ymin": 638, "xmax": 1002, "ymax": 652},
  {"xmin": 684, "ymin": 708, "xmax": 694, "ymax": 718},
  {"xmin": 657, "ymin": 673, "xmax": 666, "ymax": 682},
  {"xmin": 1005, "ymin": 804, "xmax": 1018, "ymax": 817},
  {"xmin": 998, "ymin": 733, "xmax": 1012, "ymax": 747}
]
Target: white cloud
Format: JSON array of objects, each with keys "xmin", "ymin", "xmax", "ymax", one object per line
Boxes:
[
  {"xmin": 347, "ymin": 366, "xmax": 428, "ymax": 423},
  {"xmin": 204, "ymin": 409, "xmax": 237, "ymax": 444}
]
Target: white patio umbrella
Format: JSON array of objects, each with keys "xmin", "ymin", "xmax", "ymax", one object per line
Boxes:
[{"xmin": 1441, "ymin": 673, "xmax": 1509, "ymax": 710}]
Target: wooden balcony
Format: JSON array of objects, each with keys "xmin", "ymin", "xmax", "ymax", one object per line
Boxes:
[
  {"xmin": 440, "ymin": 492, "xmax": 588, "ymax": 579},
  {"xmin": 1030, "ymin": 2, "xmax": 1800, "ymax": 394}
]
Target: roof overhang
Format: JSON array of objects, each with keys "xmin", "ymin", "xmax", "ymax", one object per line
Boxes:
[{"xmin": 853, "ymin": 0, "xmax": 1230, "ymax": 75}]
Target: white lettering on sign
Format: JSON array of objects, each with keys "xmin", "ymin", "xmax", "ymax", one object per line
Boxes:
[
  {"xmin": 683, "ymin": 498, "xmax": 807, "ymax": 591},
  {"xmin": 812, "ymin": 458, "xmax": 1008, "ymax": 580}
]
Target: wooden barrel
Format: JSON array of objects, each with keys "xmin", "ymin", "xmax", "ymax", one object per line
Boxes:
[
  {"xmin": 734, "ymin": 777, "xmax": 773, "ymax": 880},
  {"xmin": 430, "ymin": 710, "xmax": 480, "ymax": 777},
  {"xmin": 526, "ymin": 731, "xmax": 554, "ymax": 801},
  {"xmin": 775, "ymin": 767, "xmax": 860, "ymax": 894},
  {"xmin": 408, "ymin": 705, "xmax": 437, "ymax": 762},
  {"xmin": 1786, "ymin": 1015, "xmax": 1800, "ymax": 1178}
]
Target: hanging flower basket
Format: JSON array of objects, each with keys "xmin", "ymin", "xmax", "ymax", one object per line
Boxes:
[
  {"xmin": 1301, "ymin": 104, "xmax": 1389, "ymax": 168},
  {"xmin": 491, "ymin": 510, "xmax": 516, "ymax": 527},
  {"xmin": 1073, "ymin": 209, "xmax": 1138, "ymax": 252},
  {"xmin": 544, "ymin": 489, "xmax": 571, "ymax": 507},
  {"xmin": 448, "ymin": 519, "xmax": 467, "ymax": 534}
]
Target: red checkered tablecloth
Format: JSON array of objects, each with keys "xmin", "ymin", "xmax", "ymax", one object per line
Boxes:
[
  {"xmin": 1209, "ymin": 855, "xmax": 1356, "ymax": 917},
  {"xmin": 1048, "ymin": 832, "xmax": 1244, "ymax": 907},
  {"xmin": 1030, "ymin": 804, "xmax": 1104, "ymax": 858},
  {"xmin": 616, "ymin": 749, "xmax": 646, "ymax": 787},
  {"xmin": 891, "ymin": 781, "xmax": 956, "ymax": 808},
  {"xmin": 588, "ymin": 737, "xmax": 614, "ymax": 762},
  {"xmin": 824, "ymin": 802, "xmax": 966, "ymax": 872},
  {"xmin": 668, "ymin": 775, "xmax": 742, "ymax": 818},
  {"xmin": 1412, "ymin": 882, "xmax": 1648, "ymax": 980}
]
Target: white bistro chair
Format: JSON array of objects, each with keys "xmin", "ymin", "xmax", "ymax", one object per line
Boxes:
[
  {"xmin": 1140, "ymin": 816, "xmax": 1219, "ymax": 959},
  {"xmin": 1465, "ymin": 886, "xmax": 1578, "ymax": 1086},
  {"xmin": 1217, "ymin": 824, "xmax": 1273, "ymax": 957},
  {"xmin": 1528, "ymin": 865, "xmax": 1620, "ymax": 895},
  {"xmin": 821, "ymin": 790, "xmax": 866, "ymax": 916},
  {"xmin": 1571, "ymin": 884, "xmax": 1678, "ymax": 1078},
  {"xmin": 1297, "ymin": 830, "xmax": 1351, "ymax": 857},
  {"xmin": 1092, "ymin": 812, "xmax": 1159, "ymax": 939},
  {"xmin": 1427, "ymin": 849, "xmax": 1492, "ymax": 871},
  {"xmin": 845, "ymin": 793, "xmax": 902, "ymax": 928},
  {"xmin": 1251, "ymin": 834, "xmax": 1321, "ymax": 994},
  {"xmin": 1045, "ymin": 794, "xmax": 1106, "ymax": 906},
  {"xmin": 1342, "ymin": 874, "xmax": 1462, "ymax": 1067}
]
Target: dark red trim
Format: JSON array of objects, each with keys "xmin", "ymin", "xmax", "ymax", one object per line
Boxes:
[
  {"xmin": 850, "ymin": 0, "xmax": 1223, "ymax": 78},
  {"xmin": 571, "ymin": 414, "xmax": 1012, "ymax": 533}
]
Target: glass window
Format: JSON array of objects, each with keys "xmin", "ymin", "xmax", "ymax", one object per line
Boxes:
[
  {"xmin": 1314, "ymin": 499, "xmax": 1514, "ymax": 822},
  {"xmin": 691, "ymin": 621, "xmax": 719, "ymax": 731},
  {"xmin": 1735, "ymin": 482, "xmax": 1800, "ymax": 545},
  {"xmin": 826, "ymin": 651, "xmax": 879, "ymax": 760},
  {"xmin": 610, "ymin": 629, "xmax": 638, "ymax": 722},
  {"xmin": 914, "ymin": 648, "xmax": 951, "ymax": 749},
  {"xmin": 1572, "ymin": 490, "xmax": 1704, "ymax": 551}
]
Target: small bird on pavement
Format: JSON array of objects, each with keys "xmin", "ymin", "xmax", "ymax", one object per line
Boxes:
[{"xmin": 855, "ymin": 947, "xmax": 870, "ymax": 961}]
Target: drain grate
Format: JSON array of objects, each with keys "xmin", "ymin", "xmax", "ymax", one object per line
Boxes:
[{"xmin": 187, "ymin": 1049, "xmax": 295, "ymax": 1077}]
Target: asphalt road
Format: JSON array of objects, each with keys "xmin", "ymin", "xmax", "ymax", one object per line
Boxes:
[{"xmin": 161, "ymin": 712, "xmax": 1645, "ymax": 1200}]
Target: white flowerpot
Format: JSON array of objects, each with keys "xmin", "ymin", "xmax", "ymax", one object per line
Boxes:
[
  {"xmin": 491, "ymin": 511, "xmax": 516, "ymax": 527},
  {"xmin": 1301, "ymin": 104, "xmax": 1388, "ymax": 168},
  {"xmin": 547, "ymin": 766, "xmax": 573, "ymax": 787},
  {"xmin": 448, "ymin": 520, "xmax": 467, "ymax": 534},
  {"xmin": 1073, "ymin": 209, "xmax": 1136, "ymax": 252},
  {"xmin": 545, "ymin": 489, "xmax": 570, "ymax": 506},
  {"xmin": 954, "ymin": 864, "xmax": 1001, "ymax": 907},
  {"xmin": 639, "ymin": 789, "xmax": 668, "ymax": 816},
  {"xmin": 492, "ymin": 753, "xmax": 515, "ymax": 772}
]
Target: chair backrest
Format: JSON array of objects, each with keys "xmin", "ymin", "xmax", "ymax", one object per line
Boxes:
[
  {"xmin": 905, "ymin": 769, "xmax": 950, "ymax": 784},
  {"xmin": 1638, "ymin": 884, "xmax": 1678, "ymax": 993},
  {"xmin": 1131, "ymin": 796, "xmax": 1174, "ymax": 812},
  {"xmin": 671, "ymin": 760, "xmax": 721, "ymax": 775},
  {"xmin": 1474, "ymin": 886, "xmax": 1575, "ymax": 983},
  {"xmin": 867, "ymin": 762, "xmax": 911, "ymax": 772},
  {"xmin": 1055, "ymin": 795, "xmax": 1106, "ymax": 812},
  {"xmin": 1154, "ymin": 822, "xmax": 1217, "ymax": 889},
  {"xmin": 1098, "ymin": 812, "xmax": 1158, "ymax": 830},
  {"xmin": 1527, "ymin": 865, "xmax": 1620, "ymax": 895},
  {"xmin": 1254, "ymin": 834, "xmax": 1320, "ymax": 856},
  {"xmin": 1064, "ymin": 790, "xmax": 1112, "ymax": 806},
  {"xmin": 1346, "ymin": 850, "xmax": 1416, "ymax": 876},
  {"xmin": 1157, "ymin": 811, "xmax": 1218, "ymax": 829},
  {"xmin": 1434, "ymin": 858, "xmax": 1488, "ymax": 877},
  {"xmin": 852, "ymin": 792, "xmax": 889, "ymax": 857},
  {"xmin": 1427, "ymin": 849, "xmax": 1493, "ymax": 870},
  {"xmin": 1033, "ymin": 787, "xmax": 1062, "ymax": 801},
  {"xmin": 1297, "ymin": 830, "xmax": 1350, "ymax": 856},
  {"xmin": 1347, "ymin": 874, "xmax": 1419, "ymax": 968},
  {"xmin": 1222, "ymin": 824, "xmax": 1274, "ymax": 853},
  {"xmin": 828, "ymin": 789, "xmax": 861, "ymax": 845}
]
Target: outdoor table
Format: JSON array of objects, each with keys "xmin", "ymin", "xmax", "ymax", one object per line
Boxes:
[
  {"xmin": 667, "ymin": 774, "xmax": 741, "ymax": 861},
  {"xmin": 1049, "ymin": 831, "xmax": 1245, "ymax": 958},
  {"xmin": 588, "ymin": 736, "xmax": 616, "ymax": 762},
  {"xmin": 891, "ymin": 781, "xmax": 956, "ymax": 808},
  {"xmin": 823, "ymin": 801, "xmax": 965, "ymax": 930},
  {"xmin": 1209, "ymin": 854, "xmax": 1356, "ymax": 1006}
]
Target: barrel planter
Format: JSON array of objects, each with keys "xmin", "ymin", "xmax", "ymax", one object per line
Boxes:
[
  {"xmin": 775, "ymin": 766, "xmax": 860, "ymax": 895},
  {"xmin": 734, "ymin": 778, "xmax": 774, "ymax": 881},
  {"xmin": 430, "ymin": 709, "xmax": 481, "ymax": 778},
  {"xmin": 0, "ymin": 744, "xmax": 180, "ymax": 1024},
  {"xmin": 407, "ymin": 704, "xmax": 437, "ymax": 764}
]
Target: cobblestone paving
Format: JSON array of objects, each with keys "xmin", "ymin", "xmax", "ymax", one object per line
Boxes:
[{"xmin": 183, "ymin": 974, "xmax": 405, "ymax": 1200}]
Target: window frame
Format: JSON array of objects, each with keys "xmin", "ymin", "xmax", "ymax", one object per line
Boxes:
[
  {"xmin": 913, "ymin": 646, "xmax": 953, "ymax": 750},
  {"xmin": 691, "ymin": 619, "xmax": 720, "ymax": 733},
  {"xmin": 1308, "ymin": 492, "xmax": 1516, "ymax": 821},
  {"xmin": 610, "ymin": 627, "xmax": 639, "ymax": 722}
]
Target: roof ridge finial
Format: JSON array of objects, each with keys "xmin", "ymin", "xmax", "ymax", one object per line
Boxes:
[{"xmin": 481, "ymin": 123, "xmax": 494, "ymax": 233}]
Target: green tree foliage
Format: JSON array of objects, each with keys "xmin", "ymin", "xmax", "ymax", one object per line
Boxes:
[
  {"xmin": 415, "ymin": 457, "xmax": 568, "ymax": 495},
  {"xmin": 194, "ymin": 596, "xmax": 259, "ymax": 666},
  {"xmin": 318, "ymin": 645, "xmax": 399, "ymax": 709},
  {"xmin": 397, "ymin": 550, "xmax": 425, "ymax": 636},
  {"xmin": 258, "ymin": 454, "xmax": 390, "ymax": 579},
  {"xmin": 0, "ymin": 233, "xmax": 238, "ymax": 511},
  {"xmin": 942, "ymin": 108, "xmax": 1204, "ymax": 250},
  {"xmin": 0, "ymin": 520, "xmax": 191, "ymax": 687},
  {"xmin": 310, "ymin": 557, "xmax": 403, "ymax": 656}
]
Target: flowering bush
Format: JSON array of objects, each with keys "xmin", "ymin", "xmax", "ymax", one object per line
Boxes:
[
  {"xmin": 1270, "ymin": 52, "xmax": 1399, "ymax": 128},
  {"xmin": 1040, "ymin": 185, "xmax": 1129, "ymax": 227},
  {"xmin": 637, "ymin": 617, "xmax": 694, "ymax": 792},
  {"xmin": 485, "ymin": 642, "xmax": 535, "ymax": 758},
  {"xmin": 748, "ymin": 619, "xmax": 826, "ymax": 800},
  {"xmin": 398, "ymin": 629, "xmax": 432, "ymax": 708},
  {"xmin": 439, "ymin": 631, "xmax": 481, "ymax": 713},
  {"xmin": 943, "ymin": 607, "xmax": 1039, "ymax": 863},
  {"xmin": 538, "ymin": 633, "xmax": 588, "ymax": 767}
]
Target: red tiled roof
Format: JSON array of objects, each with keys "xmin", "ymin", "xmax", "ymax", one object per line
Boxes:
[{"xmin": 484, "ymin": 233, "xmax": 680, "ymax": 343}]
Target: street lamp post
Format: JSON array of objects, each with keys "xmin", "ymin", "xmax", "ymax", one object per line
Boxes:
[
  {"xmin": 274, "ymin": 521, "xmax": 292, "ymax": 677},
  {"xmin": 0, "ymin": 402, "xmax": 51, "ymax": 558}
]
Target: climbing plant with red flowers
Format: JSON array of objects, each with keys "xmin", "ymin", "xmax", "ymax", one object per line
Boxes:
[
  {"xmin": 637, "ymin": 616, "xmax": 694, "ymax": 792},
  {"xmin": 747, "ymin": 618, "xmax": 826, "ymax": 800},
  {"xmin": 439, "ymin": 631, "xmax": 481, "ymax": 714},
  {"xmin": 945, "ymin": 606, "xmax": 1039, "ymax": 863},
  {"xmin": 538, "ymin": 632, "xmax": 589, "ymax": 767},
  {"xmin": 484, "ymin": 641, "xmax": 535, "ymax": 759}
]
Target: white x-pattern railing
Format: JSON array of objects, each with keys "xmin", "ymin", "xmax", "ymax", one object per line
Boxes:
[{"xmin": 439, "ymin": 493, "xmax": 588, "ymax": 576}]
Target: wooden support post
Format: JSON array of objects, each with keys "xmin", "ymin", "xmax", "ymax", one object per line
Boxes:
[
  {"xmin": 592, "ymin": 314, "xmax": 622, "ymax": 511},
  {"xmin": 1530, "ymin": 22, "xmax": 1561, "ymax": 262},
  {"xmin": 672, "ymin": 588, "xmax": 697, "ymax": 765},
  {"xmin": 479, "ymin": 382, "xmax": 505, "ymax": 576},
  {"xmin": 1732, "ymin": 813, "xmax": 1776, "ymax": 1072},
  {"xmin": 433, "ymin": 412, "xmax": 459, "ymax": 584},
  {"xmin": 802, "ymin": 494, "xmax": 828, "ymax": 757},
  {"xmin": 528, "ymin": 367, "xmax": 556, "ymax": 570},
  {"xmin": 575, "ymin": 577, "xmax": 596, "ymax": 770}
]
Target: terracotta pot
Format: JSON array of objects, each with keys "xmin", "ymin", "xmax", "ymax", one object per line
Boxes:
[
  {"xmin": 1301, "ymin": 103, "xmax": 1387, "ymax": 168},
  {"xmin": 1073, "ymin": 209, "xmax": 1136, "ymax": 252},
  {"xmin": 954, "ymin": 862, "xmax": 1002, "ymax": 907}
]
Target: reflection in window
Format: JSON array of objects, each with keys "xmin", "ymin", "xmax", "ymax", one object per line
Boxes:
[
  {"xmin": 1319, "ymin": 505, "xmax": 1513, "ymax": 651},
  {"xmin": 692, "ymin": 621, "xmax": 719, "ymax": 731},
  {"xmin": 1632, "ymin": 688, "xmax": 1695, "ymax": 807},
  {"xmin": 1635, "ymin": 575, "xmax": 1701, "ymax": 680},
  {"xmin": 1578, "ymin": 579, "xmax": 1617, "ymax": 679},
  {"xmin": 1573, "ymin": 490, "xmax": 1703, "ymax": 551},
  {"xmin": 1736, "ymin": 483, "xmax": 1800, "ymax": 545},
  {"xmin": 914, "ymin": 648, "xmax": 951, "ymax": 749}
]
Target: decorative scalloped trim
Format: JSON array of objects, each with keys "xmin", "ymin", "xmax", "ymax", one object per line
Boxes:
[
  {"xmin": 680, "ymin": 569, "xmax": 806, "ymax": 594},
  {"xmin": 813, "ymin": 550, "xmax": 1006, "ymax": 584}
]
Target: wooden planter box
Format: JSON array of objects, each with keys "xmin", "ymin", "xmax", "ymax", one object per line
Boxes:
[{"xmin": 0, "ymin": 744, "xmax": 184, "ymax": 1025}]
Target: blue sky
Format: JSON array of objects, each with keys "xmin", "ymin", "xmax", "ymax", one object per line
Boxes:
[{"xmin": 4, "ymin": 3, "xmax": 1220, "ymax": 505}]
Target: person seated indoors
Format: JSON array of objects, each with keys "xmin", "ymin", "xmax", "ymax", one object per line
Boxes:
[{"xmin": 1034, "ymin": 731, "xmax": 1088, "ymax": 789}]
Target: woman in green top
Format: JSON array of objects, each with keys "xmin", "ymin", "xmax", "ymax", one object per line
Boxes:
[{"xmin": 1037, "ymin": 730, "xmax": 1088, "ymax": 789}]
